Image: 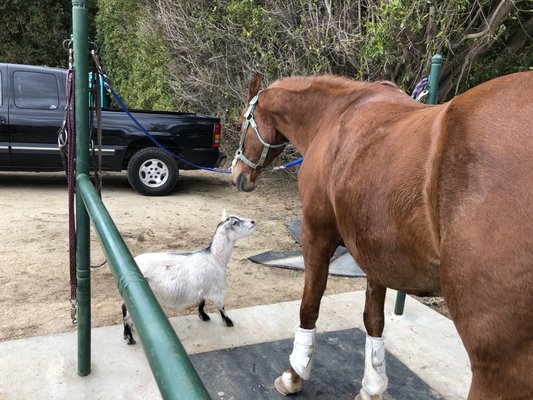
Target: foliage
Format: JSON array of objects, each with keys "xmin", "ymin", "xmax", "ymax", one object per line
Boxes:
[
  {"xmin": 95, "ymin": 0, "xmax": 176, "ymax": 111},
  {"xmin": 137, "ymin": 0, "xmax": 531, "ymax": 153},
  {"xmin": 0, "ymin": 0, "xmax": 97, "ymax": 68},
  {"xmin": 4, "ymin": 0, "xmax": 529, "ymax": 155},
  {"xmin": 0, "ymin": 0, "xmax": 73, "ymax": 68}
]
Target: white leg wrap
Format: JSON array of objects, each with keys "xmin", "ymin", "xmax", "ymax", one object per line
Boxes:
[
  {"xmin": 361, "ymin": 335, "xmax": 388, "ymax": 395},
  {"xmin": 289, "ymin": 326, "xmax": 317, "ymax": 380}
]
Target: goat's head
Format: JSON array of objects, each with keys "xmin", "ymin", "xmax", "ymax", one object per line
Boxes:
[{"xmin": 218, "ymin": 212, "xmax": 256, "ymax": 241}]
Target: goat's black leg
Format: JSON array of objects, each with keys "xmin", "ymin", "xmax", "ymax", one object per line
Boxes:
[
  {"xmin": 212, "ymin": 298, "xmax": 234, "ymax": 327},
  {"xmin": 219, "ymin": 307, "xmax": 234, "ymax": 327},
  {"xmin": 122, "ymin": 303, "xmax": 136, "ymax": 345},
  {"xmin": 198, "ymin": 300, "xmax": 211, "ymax": 321}
]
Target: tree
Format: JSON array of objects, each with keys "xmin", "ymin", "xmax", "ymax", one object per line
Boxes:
[
  {"xmin": 93, "ymin": 0, "xmax": 531, "ymax": 154},
  {"xmin": 0, "ymin": 0, "xmax": 97, "ymax": 68},
  {"xmin": 95, "ymin": 0, "xmax": 176, "ymax": 111},
  {"xmin": 147, "ymin": 0, "xmax": 531, "ymax": 115}
]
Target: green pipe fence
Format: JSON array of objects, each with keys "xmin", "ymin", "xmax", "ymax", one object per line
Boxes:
[
  {"xmin": 72, "ymin": 0, "xmax": 91, "ymax": 376},
  {"xmin": 427, "ymin": 55, "xmax": 443, "ymax": 105},
  {"xmin": 77, "ymin": 174, "xmax": 210, "ymax": 399},
  {"xmin": 394, "ymin": 54, "xmax": 443, "ymax": 316},
  {"xmin": 72, "ymin": 1, "xmax": 210, "ymax": 397}
]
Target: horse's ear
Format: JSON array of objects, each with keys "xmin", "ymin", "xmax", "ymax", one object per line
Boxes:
[{"xmin": 247, "ymin": 73, "xmax": 262, "ymax": 102}]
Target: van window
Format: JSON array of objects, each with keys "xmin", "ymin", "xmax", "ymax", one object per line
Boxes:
[{"xmin": 13, "ymin": 71, "xmax": 59, "ymax": 110}]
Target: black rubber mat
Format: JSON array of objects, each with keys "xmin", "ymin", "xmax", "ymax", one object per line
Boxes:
[
  {"xmin": 248, "ymin": 220, "xmax": 366, "ymax": 278},
  {"xmin": 191, "ymin": 328, "xmax": 443, "ymax": 400}
]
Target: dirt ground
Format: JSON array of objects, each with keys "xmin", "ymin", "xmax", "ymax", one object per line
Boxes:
[{"xmin": 0, "ymin": 169, "xmax": 364, "ymax": 342}]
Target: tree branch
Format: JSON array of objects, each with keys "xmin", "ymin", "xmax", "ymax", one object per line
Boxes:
[{"xmin": 451, "ymin": 0, "xmax": 513, "ymax": 49}]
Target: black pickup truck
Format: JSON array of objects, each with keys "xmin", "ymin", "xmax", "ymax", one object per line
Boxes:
[{"xmin": 0, "ymin": 63, "xmax": 225, "ymax": 195}]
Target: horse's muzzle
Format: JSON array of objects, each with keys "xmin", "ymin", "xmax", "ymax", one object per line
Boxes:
[{"xmin": 233, "ymin": 172, "xmax": 255, "ymax": 192}]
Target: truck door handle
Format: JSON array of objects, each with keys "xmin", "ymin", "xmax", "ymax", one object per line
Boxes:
[{"xmin": 0, "ymin": 116, "xmax": 6, "ymax": 124}]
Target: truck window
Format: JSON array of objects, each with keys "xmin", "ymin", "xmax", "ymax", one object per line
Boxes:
[
  {"xmin": 0, "ymin": 71, "xmax": 3, "ymax": 107},
  {"xmin": 13, "ymin": 71, "xmax": 59, "ymax": 110}
]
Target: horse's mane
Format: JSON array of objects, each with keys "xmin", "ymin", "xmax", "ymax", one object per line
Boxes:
[{"xmin": 269, "ymin": 75, "xmax": 398, "ymax": 93}]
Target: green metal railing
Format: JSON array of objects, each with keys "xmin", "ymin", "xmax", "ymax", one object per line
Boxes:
[
  {"xmin": 77, "ymin": 175, "xmax": 210, "ymax": 399},
  {"xmin": 427, "ymin": 55, "xmax": 443, "ymax": 105},
  {"xmin": 394, "ymin": 54, "xmax": 443, "ymax": 316},
  {"xmin": 72, "ymin": 1, "xmax": 210, "ymax": 398}
]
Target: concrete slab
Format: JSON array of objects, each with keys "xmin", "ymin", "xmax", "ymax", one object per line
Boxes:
[{"xmin": 0, "ymin": 291, "xmax": 471, "ymax": 400}]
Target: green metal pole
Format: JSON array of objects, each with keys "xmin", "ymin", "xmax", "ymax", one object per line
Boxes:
[
  {"xmin": 77, "ymin": 174, "xmax": 211, "ymax": 399},
  {"xmin": 394, "ymin": 54, "xmax": 443, "ymax": 316},
  {"xmin": 72, "ymin": 0, "xmax": 91, "ymax": 377},
  {"xmin": 427, "ymin": 54, "xmax": 443, "ymax": 105},
  {"xmin": 394, "ymin": 292, "xmax": 406, "ymax": 316}
]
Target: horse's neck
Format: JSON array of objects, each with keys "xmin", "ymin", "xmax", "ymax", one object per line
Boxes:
[{"xmin": 265, "ymin": 88, "xmax": 336, "ymax": 155}]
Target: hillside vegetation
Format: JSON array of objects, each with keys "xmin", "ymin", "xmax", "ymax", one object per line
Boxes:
[{"xmin": 1, "ymin": 0, "xmax": 531, "ymax": 150}]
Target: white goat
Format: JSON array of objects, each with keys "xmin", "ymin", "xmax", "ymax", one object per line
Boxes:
[{"xmin": 122, "ymin": 210, "xmax": 256, "ymax": 344}]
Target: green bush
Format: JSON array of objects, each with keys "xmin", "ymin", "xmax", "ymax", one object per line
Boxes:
[{"xmin": 96, "ymin": 0, "xmax": 176, "ymax": 111}]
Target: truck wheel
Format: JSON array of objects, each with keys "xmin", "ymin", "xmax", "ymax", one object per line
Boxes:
[{"xmin": 127, "ymin": 147, "xmax": 179, "ymax": 196}]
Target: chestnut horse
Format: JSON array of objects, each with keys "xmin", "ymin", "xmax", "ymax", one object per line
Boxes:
[{"xmin": 231, "ymin": 72, "xmax": 533, "ymax": 399}]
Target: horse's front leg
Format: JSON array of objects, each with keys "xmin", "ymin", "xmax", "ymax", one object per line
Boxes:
[
  {"xmin": 274, "ymin": 222, "xmax": 339, "ymax": 395},
  {"xmin": 355, "ymin": 280, "xmax": 388, "ymax": 400}
]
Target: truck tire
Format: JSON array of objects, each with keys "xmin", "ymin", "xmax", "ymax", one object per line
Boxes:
[{"xmin": 127, "ymin": 147, "xmax": 179, "ymax": 196}]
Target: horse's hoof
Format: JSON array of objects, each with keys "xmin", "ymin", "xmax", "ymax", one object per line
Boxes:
[
  {"xmin": 354, "ymin": 389, "xmax": 384, "ymax": 400},
  {"xmin": 274, "ymin": 371, "xmax": 303, "ymax": 395}
]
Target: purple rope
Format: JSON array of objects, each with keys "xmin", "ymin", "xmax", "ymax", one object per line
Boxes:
[{"xmin": 411, "ymin": 77, "xmax": 429, "ymax": 99}]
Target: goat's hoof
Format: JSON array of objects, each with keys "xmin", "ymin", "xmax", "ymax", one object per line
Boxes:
[
  {"xmin": 199, "ymin": 313, "xmax": 211, "ymax": 322},
  {"xmin": 124, "ymin": 336, "xmax": 136, "ymax": 345},
  {"xmin": 225, "ymin": 318, "xmax": 234, "ymax": 327},
  {"xmin": 274, "ymin": 371, "xmax": 303, "ymax": 395}
]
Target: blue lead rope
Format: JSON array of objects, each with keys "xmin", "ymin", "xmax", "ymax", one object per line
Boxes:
[
  {"xmin": 98, "ymin": 71, "xmax": 429, "ymax": 175},
  {"xmin": 100, "ymin": 75, "xmax": 231, "ymax": 174},
  {"xmin": 101, "ymin": 73, "xmax": 302, "ymax": 173},
  {"xmin": 272, "ymin": 157, "xmax": 303, "ymax": 170}
]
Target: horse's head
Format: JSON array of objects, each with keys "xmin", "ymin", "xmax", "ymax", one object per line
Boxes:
[{"xmin": 231, "ymin": 73, "xmax": 287, "ymax": 192}]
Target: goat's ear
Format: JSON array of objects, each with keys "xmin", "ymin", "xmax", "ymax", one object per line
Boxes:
[
  {"xmin": 247, "ymin": 73, "xmax": 262, "ymax": 102},
  {"xmin": 221, "ymin": 209, "xmax": 228, "ymax": 221}
]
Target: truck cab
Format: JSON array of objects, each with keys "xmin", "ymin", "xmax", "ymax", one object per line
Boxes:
[{"xmin": 0, "ymin": 63, "xmax": 225, "ymax": 195}]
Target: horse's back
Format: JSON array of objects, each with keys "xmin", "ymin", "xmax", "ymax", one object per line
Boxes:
[{"xmin": 436, "ymin": 72, "xmax": 533, "ymax": 398}]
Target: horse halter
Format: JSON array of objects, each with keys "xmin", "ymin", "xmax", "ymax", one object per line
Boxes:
[{"xmin": 232, "ymin": 91, "xmax": 287, "ymax": 170}]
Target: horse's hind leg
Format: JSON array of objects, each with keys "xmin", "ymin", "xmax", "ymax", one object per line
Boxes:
[
  {"xmin": 355, "ymin": 281, "xmax": 387, "ymax": 400},
  {"xmin": 274, "ymin": 220, "xmax": 340, "ymax": 395},
  {"xmin": 441, "ymin": 237, "xmax": 533, "ymax": 399}
]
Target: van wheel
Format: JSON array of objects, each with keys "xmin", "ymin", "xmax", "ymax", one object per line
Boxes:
[{"xmin": 127, "ymin": 147, "xmax": 179, "ymax": 196}]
